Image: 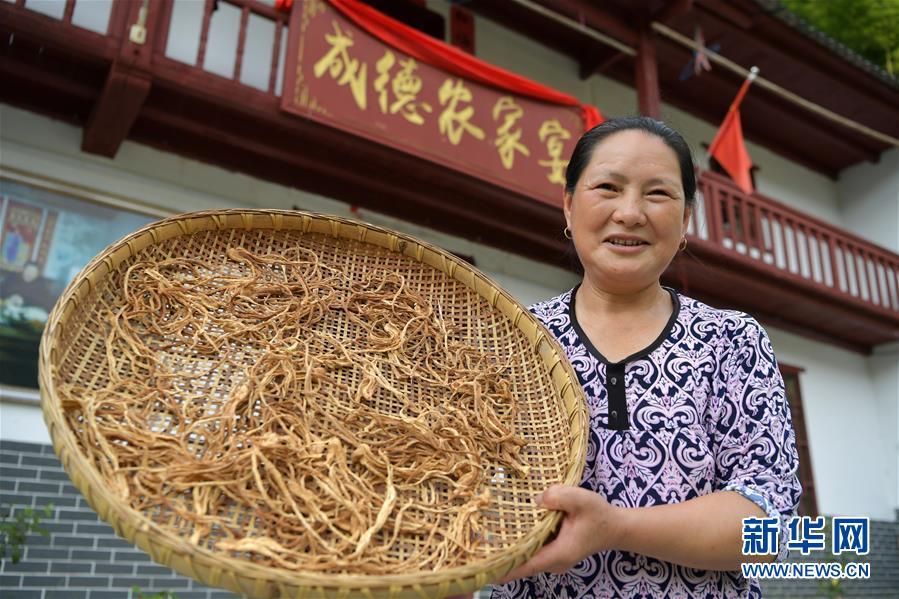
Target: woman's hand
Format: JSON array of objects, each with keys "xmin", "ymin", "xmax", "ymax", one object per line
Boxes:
[{"xmin": 498, "ymin": 485, "xmax": 624, "ymax": 583}]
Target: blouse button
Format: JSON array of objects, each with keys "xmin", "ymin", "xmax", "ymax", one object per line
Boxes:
[
  {"xmin": 611, "ymin": 410, "xmax": 618, "ymax": 419},
  {"xmin": 610, "ymin": 376, "xmax": 618, "ymax": 385}
]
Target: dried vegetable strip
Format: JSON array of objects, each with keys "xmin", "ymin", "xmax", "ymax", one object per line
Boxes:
[{"xmin": 59, "ymin": 246, "xmax": 529, "ymax": 573}]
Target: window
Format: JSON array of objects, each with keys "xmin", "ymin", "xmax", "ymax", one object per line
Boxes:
[
  {"xmin": 781, "ymin": 364, "xmax": 818, "ymax": 517},
  {"xmin": 0, "ymin": 177, "xmax": 156, "ymax": 389}
]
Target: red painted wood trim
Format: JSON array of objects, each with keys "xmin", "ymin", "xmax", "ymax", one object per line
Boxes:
[
  {"xmin": 874, "ymin": 255, "xmax": 888, "ymax": 308},
  {"xmin": 749, "ymin": 203, "xmax": 762, "ymax": 251},
  {"xmin": 837, "ymin": 240, "xmax": 849, "ymax": 294},
  {"xmin": 268, "ymin": 14, "xmax": 284, "ymax": 94},
  {"xmin": 548, "ymin": 0, "xmax": 638, "ymax": 46},
  {"xmin": 223, "ymin": 0, "xmax": 280, "ymax": 21},
  {"xmin": 704, "ymin": 179, "xmax": 722, "ymax": 243},
  {"xmin": 136, "ymin": 100, "xmax": 566, "ymax": 255},
  {"xmin": 778, "ymin": 362, "xmax": 805, "ymax": 375},
  {"xmin": 687, "ymin": 237, "xmax": 899, "ymax": 325},
  {"xmin": 82, "ymin": 66, "xmax": 152, "ymax": 157},
  {"xmin": 739, "ymin": 197, "xmax": 752, "ymax": 249},
  {"xmin": 702, "ymin": 171, "xmax": 899, "ymax": 264},
  {"xmin": 845, "ymin": 244, "xmax": 860, "ymax": 298},
  {"xmin": 107, "ymin": 0, "xmax": 132, "ymax": 40},
  {"xmin": 874, "ymin": 254, "xmax": 887, "ymax": 307},
  {"xmin": 826, "ymin": 235, "xmax": 840, "ymax": 290},
  {"xmin": 196, "ymin": 0, "xmax": 214, "ymax": 69},
  {"xmin": 63, "ymin": 0, "xmax": 76, "ymax": 23},
  {"xmin": 859, "ymin": 249, "xmax": 871, "ymax": 302},
  {"xmin": 635, "ymin": 24, "xmax": 660, "ymax": 118},
  {"xmin": 233, "ymin": 4, "xmax": 250, "ymax": 81},
  {"xmin": 0, "ymin": 54, "xmax": 98, "ymax": 100},
  {"xmin": 0, "ymin": 2, "xmax": 119, "ymax": 60},
  {"xmin": 450, "ymin": 4, "xmax": 475, "ymax": 54},
  {"xmin": 890, "ymin": 260, "xmax": 899, "ymax": 310},
  {"xmin": 725, "ymin": 191, "xmax": 738, "ymax": 245},
  {"xmin": 889, "ymin": 261, "xmax": 899, "ymax": 309},
  {"xmin": 153, "ymin": 0, "xmax": 175, "ymax": 59},
  {"xmin": 797, "ymin": 221, "xmax": 809, "ymax": 277},
  {"xmin": 867, "ymin": 251, "xmax": 881, "ymax": 305},
  {"xmin": 695, "ymin": 172, "xmax": 899, "ymax": 318},
  {"xmin": 798, "ymin": 223, "xmax": 811, "ymax": 279},
  {"xmin": 761, "ymin": 208, "xmax": 773, "ymax": 253}
]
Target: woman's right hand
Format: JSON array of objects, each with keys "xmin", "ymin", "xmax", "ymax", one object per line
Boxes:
[{"xmin": 498, "ymin": 485, "xmax": 624, "ymax": 583}]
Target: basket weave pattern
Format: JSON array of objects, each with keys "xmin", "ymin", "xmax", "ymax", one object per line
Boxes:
[{"xmin": 39, "ymin": 210, "xmax": 588, "ymax": 598}]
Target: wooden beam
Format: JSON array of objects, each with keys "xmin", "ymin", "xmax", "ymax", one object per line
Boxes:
[
  {"xmin": 653, "ymin": 0, "xmax": 693, "ymax": 24},
  {"xmin": 544, "ymin": 0, "xmax": 638, "ymax": 46},
  {"xmin": 635, "ymin": 24, "xmax": 661, "ymax": 118},
  {"xmin": 81, "ymin": 0, "xmax": 162, "ymax": 157},
  {"xmin": 81, "ymin": 65, "xmax": 151, "ymax": 157}
]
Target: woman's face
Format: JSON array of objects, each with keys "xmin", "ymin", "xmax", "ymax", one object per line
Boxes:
[{"xmin": 564, "ymin": 129, "xmax": 691, "ymax": 294}]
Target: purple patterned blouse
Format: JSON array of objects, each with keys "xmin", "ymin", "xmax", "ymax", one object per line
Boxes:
[{"xmin": 492, "ymin": 286, "xmax": 801, "ymax": 599}]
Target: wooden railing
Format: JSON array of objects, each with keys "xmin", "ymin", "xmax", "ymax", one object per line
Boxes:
[
  {"xmin": 155, "ymin": 0, "xmax": 289, "ymax": 95},
  {"xmin": 10, "ymin": 0, "xmax": 289, "ymax": 94},
  {"xmin": 9, "ymin": 0, "xmax": 132, "ymax": 40},
  {"xmin": 691, "ymin": 171, "xmax": 899, "ymax": 316}
]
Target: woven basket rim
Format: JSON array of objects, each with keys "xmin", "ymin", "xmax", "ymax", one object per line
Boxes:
[{"xmin": 39, "ymin": 209, "xmax": 588, "ymax": 596}]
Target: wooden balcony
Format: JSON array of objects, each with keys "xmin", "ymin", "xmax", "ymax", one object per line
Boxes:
[
  {"xmin": 2, "ymin": 0, "xmax": 897, "ymax": 352},
  {"xmin": 667, "ymin": 171, "xmax": 899, "ymax": 352}
]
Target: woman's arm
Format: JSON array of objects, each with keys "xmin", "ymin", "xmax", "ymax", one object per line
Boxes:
[{"xmin": 499, "ymin": 485, "xmax": 771, "ymax": 583}]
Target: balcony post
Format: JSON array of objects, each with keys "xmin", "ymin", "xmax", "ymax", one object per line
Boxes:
[
  {"xmin": 635, "ymin": 22, "xmax": 661, "ymax": 119},
  {"xmin": 81, "ymin": 0, "xmax": 166, "ymax": 157}
]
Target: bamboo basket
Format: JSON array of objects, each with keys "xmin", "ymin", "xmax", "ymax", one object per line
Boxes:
[{"xmin": 39, "ymin": 209, "xmax": 588, "ymax": 598}]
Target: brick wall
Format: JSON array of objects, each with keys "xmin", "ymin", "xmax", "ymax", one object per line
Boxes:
[
  {"xmin": 1, "ymin": 440, "xmax": 239, "ymax": 599},
  {"xmin": 2, "ymin": 439, "xmax": 897, "ymax": 598}
]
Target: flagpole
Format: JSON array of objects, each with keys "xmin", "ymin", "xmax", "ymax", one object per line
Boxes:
[{"xmin": 728, "ymin": 66, "xmax": 760, "ymax": 113}]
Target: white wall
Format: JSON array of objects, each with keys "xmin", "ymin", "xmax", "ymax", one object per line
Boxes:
[
  {"xmin": 767, "ymin": 326, "xmax": 898, "ymax": 521},
  {"xmin": 0, "ymin": 399, "xmax": 52, "ymax": 445},
  {"xmin": 870, "ymin": 341, "xmax": 899, "ymax": 513},
  {"xmin": 838, "ymin": 147, "xmax": 899, "ymax": 254}
]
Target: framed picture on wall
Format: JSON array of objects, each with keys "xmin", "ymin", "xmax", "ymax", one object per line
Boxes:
[{"xmin": 0, "ymin": 173, "xmax": 161, "ymax": 389}]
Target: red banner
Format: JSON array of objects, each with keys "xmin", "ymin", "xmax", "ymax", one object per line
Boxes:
[{"xmin": 281, "ymin": 0, "xmax": 593, "ymax": 207}]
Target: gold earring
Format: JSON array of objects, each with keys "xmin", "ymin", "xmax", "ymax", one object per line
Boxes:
[
  {"xmin": 564, "ymin": 227, "xmax": 572, "ymax": 239},
  {"xmin": 679, "ymin": 237, "xmax": 688, "ymax": 251}
]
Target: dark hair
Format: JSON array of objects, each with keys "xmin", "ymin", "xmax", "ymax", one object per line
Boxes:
[{"xmin": 564, "ymin": 116, "xmax": 696, "ymax": 207}]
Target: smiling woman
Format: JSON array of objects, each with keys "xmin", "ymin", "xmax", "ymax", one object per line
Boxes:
[{"xmin": 488, "ymin": 117, "xmax": 802, "ymax": 599}]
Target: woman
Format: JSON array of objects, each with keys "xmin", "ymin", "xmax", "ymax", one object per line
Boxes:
[{"xmin": 489, "ymin": 117, "xmax": 802, "ymax": 598}]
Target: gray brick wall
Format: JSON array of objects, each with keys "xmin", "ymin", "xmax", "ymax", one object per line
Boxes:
[
  {"xmin": 1, "ymin": 440, "xmax": 240, "ymax": 599},
  {"xmin": 2, "ymin": 439, "xmax": 897, "ymax": 598}
]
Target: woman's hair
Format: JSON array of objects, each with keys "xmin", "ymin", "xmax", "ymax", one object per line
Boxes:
[{"xmin": 564, "ymin": 116, "xmax": 697, "ymax": 207}]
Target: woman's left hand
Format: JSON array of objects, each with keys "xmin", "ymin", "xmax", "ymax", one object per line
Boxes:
[{"xmin": 498, "ymin": 485, "xmax": 624, "ymax": 583}]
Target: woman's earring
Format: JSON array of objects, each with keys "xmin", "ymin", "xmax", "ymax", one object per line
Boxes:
[
  {"xmin": 563, "ymin": 227, "xmax": 573, "ymax": 240},
  {"xmin": 679, "ymin": 237, "xmax": 688, "ymax": 251}
]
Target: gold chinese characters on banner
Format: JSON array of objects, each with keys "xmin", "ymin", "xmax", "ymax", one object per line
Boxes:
[{"xmin": 282, "ymin": 0, "xmax": 584, "ymax": 207}]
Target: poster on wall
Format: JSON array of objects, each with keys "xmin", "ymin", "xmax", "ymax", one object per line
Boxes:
[{"xmin": 0, "ymin": 178, "xmax": 155, "ymax": 389}]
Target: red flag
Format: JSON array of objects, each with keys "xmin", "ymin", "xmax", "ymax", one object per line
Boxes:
[{"xmin": 709, "ymin": 67, "xmax": 758, "ymax": 194}]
